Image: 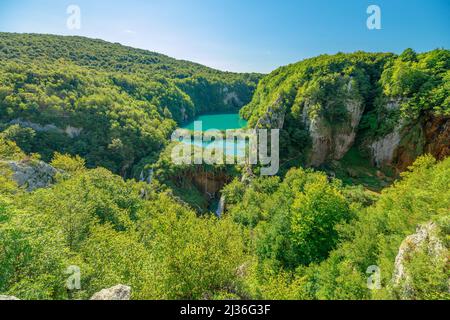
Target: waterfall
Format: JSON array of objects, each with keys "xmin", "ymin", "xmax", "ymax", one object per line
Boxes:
[{"xmin": 215, "ymin": 195, "xmax": 226, "ymax": 218}]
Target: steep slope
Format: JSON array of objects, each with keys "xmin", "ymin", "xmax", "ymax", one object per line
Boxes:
[
  {"xmin": 242, "ymin": 49, "xmax": 449, "ymax": 175},
  {"xmin": 223, "ymin": 155, "xmax": 449, "ymax": 300},
  {"xmin": 0, "ymin": 33, "xmax": 260, "ymax": 175}
]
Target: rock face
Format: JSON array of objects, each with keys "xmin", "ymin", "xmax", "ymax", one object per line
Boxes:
[
  {"xmin": 90, "ymin": 285, "xmax": 131, "ymax": 300},
  {"xmin": 369, "ymin": 123, "xmax": 403, "ymax": 168},
  {"xmin": 64, "ymin": 126, "xmax": 83, "ymax": 138},
  {"xmin": 368, "ymin": 113, "xmax": 450, "ymax": 171},
  {"xmin": 5, "ymin": 160, "xmax": 58, "ymax": 192},
  {"xmin": 223, "ymin": 91, "xmax": 243, "ymax": 107},
  {"xmin": 392, "ymin": 222, "xmax": 447, "ymax": 299},
  {"xmin": 303, "ymin": 98, "xmax": 364, "ymax": 166},
  {"xmin": 423, "ymin": 115, "xmax": 450, "ymax": 162},
  {"xmin": 253, "ymin": 78, "xmax": 365, "ymax": 167},
  {"xmin": 9, "ymin": 119, "xmax": 60, "ymax": 133},
  {"xmin": 255, "ymin": 97, "xmax": 286, "ymax": 130},
  {"xmin": 191, "ymin": 171, "xmax": 230, "ymax": 198},
  {"xmin": 0, "ymin": 295, "xmax": 20, "ymax": 300},
  {"xmin": 9, "ymin": 119, "xmax": 82, "ymax": 138}
]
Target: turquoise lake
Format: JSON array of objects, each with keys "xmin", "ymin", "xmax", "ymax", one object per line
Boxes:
[
  {"xmin": 182, "ymin": 113, "xmax": 248, "ymax": 131},
  {"xmin": 181, "ymin": 113, "xmax": 249, "ymax": 156}
]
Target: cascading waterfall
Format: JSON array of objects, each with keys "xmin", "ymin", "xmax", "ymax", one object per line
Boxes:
[{"xmin": 215, "ymin": 194, "xmax": 225, "ymax": 217}]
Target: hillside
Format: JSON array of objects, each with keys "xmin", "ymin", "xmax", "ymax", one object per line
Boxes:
[
  {"xmin": 242, "ymin": 49, "xmax": 449, "ymax": 184},
  {"xmin": 1, "ymin": 137, "xmax": 448, "ymax": 300},
  {"xmin": 0, "ymin": 33, "xmax": 260, "ymax": 175},
  {"xmin": 0, "ymin": 34, "xmax": 449, "ymax": 301}
]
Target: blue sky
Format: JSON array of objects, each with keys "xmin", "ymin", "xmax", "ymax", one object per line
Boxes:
[{"xmin": 0, "ymin": 0, "xmax": 448, "ymax": 73}]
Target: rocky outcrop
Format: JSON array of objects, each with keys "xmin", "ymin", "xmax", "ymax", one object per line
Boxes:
[
  {"xmin": 9, "ymin": 119, "xmax": 82, "ymax": 138},
  {"xmin": 65, "ymin": 126, "xmax": 83, "ymax": 138},
  {"xmin": 0, "ymin": 295, "xmax": 20, "ymax": 300},
  {"xmin": 0, "ymin": 286, "xmax": 132, "ymax": 301},
  {"xmin": 255, "ymin": 97, "xmax": 286, "ymax": 130},
  {"xmin": 9, "ymin": 119, "xmax": 60, "ymax": 133},
  {"xmin": 90, "ymin": 285, "xmax": 131, "ymax": 300},
  {"xmin": 191, "ymin": 171, "xmax": 230, "ymax": 197},
  {"xmin": 4, "ymin": 160, "xmax": 58, "ymax": 191},
  {"xmin": 223, "ymin": 91, "xmax": 243, "ymax": 107},
  {"xmin": 369, "ymin": 113, "xmax": 449, "ymax": 171},
  {"xmin": 253, "ymin": 78, "xmax": 365, "ymax": 167},
  {"xmin": 392, "ymin": 222, "xmax": 447, "ymax": 299},
  {"xmin": 303, "ymin": 98, "xmax": 364, "ymax": 166},
  {"xmin": 423, "ymin": 115, "xmax": 450, "ymax": 162},
  {"xmin": 369, "ymin": 123, "xmax": 403, "ymax": 168}
]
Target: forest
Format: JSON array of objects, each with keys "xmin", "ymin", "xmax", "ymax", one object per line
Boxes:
[
  {"xmin": 0, "ymin": 33, "xmax": 448, "ymax": 300},
  {"xmin": 0, "ymin": 33, "xmax": 260, "ymax": 176}
]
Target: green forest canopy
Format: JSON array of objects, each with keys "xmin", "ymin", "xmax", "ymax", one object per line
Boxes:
[
  {"xmin": 0, "ymin": 34, "xmax": 448, "ymax": 300},
  {"xmin": 0, "ymin": 138, "xmax": 448, "ymax": 300},
  {"xmin": 0, "ymin": 33, "xmax": 260, "ymax": 175}
]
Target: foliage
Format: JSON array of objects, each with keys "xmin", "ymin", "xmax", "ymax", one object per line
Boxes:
[
  {"xmin": 0, "ymin": 33, "xmax": 259, "ymax": 176},
  {"xmin": 381, "ymin": 48, "xmax": 450, "ymax": 118},
  {"xmin": 225, "ymin": 168, "xmax": 352, "ymax": 268},
  {"xmin": 0, "ymin": 33, "xmax": 448, "ymax": 301}
]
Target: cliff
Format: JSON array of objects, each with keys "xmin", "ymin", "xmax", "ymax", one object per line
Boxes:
[{"xmin": 242, "ymin": 50, "xmax": 449, "ymax": 175}]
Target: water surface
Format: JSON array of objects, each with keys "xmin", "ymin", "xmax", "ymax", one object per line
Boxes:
[
  {"xmin": 181, "ymin": 113, "xmax": 249, "ymax": 157},
  {"xmin": 182, "ymin": 113, "xmax": 247, "ymax": 131}
]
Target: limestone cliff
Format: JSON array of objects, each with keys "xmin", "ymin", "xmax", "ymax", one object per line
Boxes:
[
  {"xmin": 368, "ymin": 112, "xmax": 449, "ymax": 172},
  {"xmin": 302, "ymin": 97, "xmax": 364, "ymax": 166},
  {"xmin": 2, "ymin": 159, "xmax": 59, "ymax": 192},
  {"xmin": 255, "ymin": 97, "xmax": 286, "ymax": 129},
  {"xmin": 391, "ymin": 222, "xmax": 448, "ymax": 300}
]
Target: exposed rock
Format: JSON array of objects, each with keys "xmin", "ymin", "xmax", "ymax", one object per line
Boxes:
[
  {"xmin": 423, "ymin": 115, "xmax": 450, "ymax": 162},
  {"xmin": 241, "ymin": 165, "xmax": 255, "ymax": 184},
  {"xmin": 0, "ymin": 295, "xmax": 20, "ymax": 300},
  {"xmin": 10, "ymin": 119, "xmax": 61, "ymax": 133},
  {"xmin": 191, "ymin": 170, "xmax": 230, "ymax": 197},
  {"xmin": 255, "ymin": 96, "xmax": 286, "ymax": 130},
  {"xmin": 385, "ymin": 98, "xmax": 403, "ymax": 111},
  {"xmin": 223, "ymin": 91, "xmax": 243, "ymax": 107},
  {"xmin": 369, "ymin": 113, "xmax": 449, "ymax": 171},
  {"xmin": 236, "ymin": 263, "xmax": 249, "ymax": 278},
  {"xmin": 65, "ymin": 126, "xmax": 83, "ymax": 138},
  {"xmin": 3, "ymin": 160, "xmax": 58, "ymax": 192},
  {"xmin": 90, "ymin": 285, "xmax": 131, "ymax": 300},
  {"xmin": 180, "ymin": 106, "xmax": 188, "ymax": 122},
  {"xmin": 392, "ymin": 222, "xmax": 447, "ymax": 299},
  {"xmin": 9, "ymin": 119, "xmax": 82, "ymax": 138},
  {"xmin": 369, "ymin": 123, "xmax": 403, "ymax": 168},
  {"xmin": 376, "ymin": 170, "xmax": 385, "ymax": 179},
  {"xmin": 333, "ymin": 100, "xmax": 364, "ymax": 158},
  {"xmin": 303, "ymin": 98, "xmax": 364, "ymax": 166},
  {"xmin": 251, "ymin": 78, "xmax": 366, "ymax": 167}
]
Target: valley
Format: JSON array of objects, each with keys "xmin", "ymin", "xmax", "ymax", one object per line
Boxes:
[{"xmin": 0, "ymin": 33, "xmax": 448, "ymax": 301}]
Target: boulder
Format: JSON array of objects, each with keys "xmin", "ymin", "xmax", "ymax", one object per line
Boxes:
[
  {"xmin": 4, "ymin": 160, "xmax": 58, "ymax": 192},
  {"xmin": 90, "ymin": 285, "xmax": 131, "ymax": 300},
  {"xmin": 392, "ymin": 222, "xmax": 447, "ymax": 299},
  {"xmin": 0, "ymin": 295, "xmax": 20, "ymax": 300}
]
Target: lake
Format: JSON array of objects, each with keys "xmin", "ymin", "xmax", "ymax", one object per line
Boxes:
[
  {"xmin": 182, "ymin": 113, "xmax": 248, "ymax": 131},
  {"xmin": 181, "ymin": 113, "xmax": 249, "ymax": 157}
]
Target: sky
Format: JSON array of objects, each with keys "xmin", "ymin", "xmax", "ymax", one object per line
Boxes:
[{"xmin": 0, "ymin": 0, "xmax": 448, "ymax": 73}]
